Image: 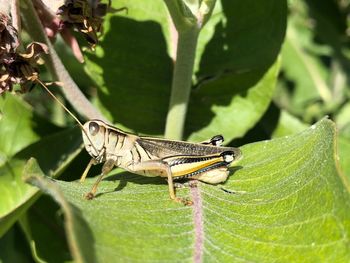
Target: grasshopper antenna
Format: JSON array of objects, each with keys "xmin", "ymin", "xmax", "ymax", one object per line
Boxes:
[
  {"xmin": 35, "ymin": 78, "xmax": 85, "ymax": 130},
  {"xmin": 35, "ymin": 78, "xmax": 101, "ymax": 157}
]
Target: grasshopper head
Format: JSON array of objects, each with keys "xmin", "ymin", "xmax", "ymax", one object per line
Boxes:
[{"xmin": 82, "ymin": 120, "xmax": 107, "ymax": 162}]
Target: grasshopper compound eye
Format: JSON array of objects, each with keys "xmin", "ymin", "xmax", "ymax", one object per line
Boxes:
[{"xmin": 89, "ymin": 121, "xmax": 100, "ymax": 136}]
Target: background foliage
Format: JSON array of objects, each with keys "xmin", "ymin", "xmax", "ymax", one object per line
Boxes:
[{"xmin": 0, "ymin": 0, "xmax": 350, "ymax": 262}]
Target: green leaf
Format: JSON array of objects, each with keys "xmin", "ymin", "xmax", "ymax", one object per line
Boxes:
[
  {"xmin": 84, "ymin": 0, "xmax": 172, "ymax": 135},
  {"xmin": 0, "ymin": 128, "xmax": 82, "ymax": 238},
  {"xmin": 0, "ymin": 225, "xmax": 33, "ymax": 263},
  {"xmin": 85, "ymin": 0, "xmax": 286, "ymax": 142},
  {"xmin": 186, "ymin": 58, "xmax": 280, "ymax": 142},
  {"xmin": 336, "ymin": 102, "xmax": 350, "ymax": 140},
  {"xmin": 196, "ymin": 0, "xmax": 286, "ymax": 75},
  {"xmin": 24, "ymin": 162, "xmax": 96, "ymax": 263},
  {"xmin": 279, "ymin": 24, "xmax": 331, "ymax": 113},
  {"xmin": 338, "ymin": 136, "xmax": 350, "ymax": 181},
  {"xmin": 19, "ymin": 196, "xmax": 72, "ymax": 263},
  {"xmin": 27, "ymin": 118, "xmax": 350, "ymax": 261},
  {"xmin": 0, "ymin": 93, "xmax": 61, "ymax": 161},
  {"xmin": 185, "ymin": 0, "xmax": 287, "ymax": 141},
  {"xmin": 272, "ymin": 110, "xmax": 308, "ymax": 138},
  {"xmin": 275, "ymin": 0, "xmax": 350, "ymax": 122},
  {"xmin": 334, "ymin": 103, "xmax": 350, "ymax": 180},
  {"xmin": 305, "ymin": 0, "xmax": 350, "ymax": 60},
  {"xmin": 0, "ymin": 94, "xmax": 40, "ymax": 159}
]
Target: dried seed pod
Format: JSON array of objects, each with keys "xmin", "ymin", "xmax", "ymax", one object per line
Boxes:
[
  {"xmin": 0, "ymin": 12, "xmax": 19, "ymax": 56},
  {"xmin": 1, "ymin": 9, "xmax": 50, "ymax": 93},
  {"xmin": 57, "ymin": 0, "xmax": 126, "ymax": 48}
]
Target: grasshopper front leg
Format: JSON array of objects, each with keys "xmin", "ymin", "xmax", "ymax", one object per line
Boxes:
[
  {"xmin": 85, "ymin": 159, "xmax": 116, "ymax": 200},
  {"xmin": 80, "ymin": 158, "xmax": 98, "ymax": 183},
  {"xmin": 129, "ymin": 160, "xmax": 193, "ymax": 205}
]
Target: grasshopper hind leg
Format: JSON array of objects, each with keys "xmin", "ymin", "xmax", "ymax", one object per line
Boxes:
[
  {"xmin": 128, "ymin": 160, "xmax": 193, "ymax": 206},
  {"xmin": 195, "ymin": 151, "xmax": 234, "ymax": 184},
  {"xmin": 195, "ymin": 167, "xmax": 229, "ymax": 184}
]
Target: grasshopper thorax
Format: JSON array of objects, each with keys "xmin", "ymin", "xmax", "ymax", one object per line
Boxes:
[{"xmin": 82, "ymin": 120, "xmax": 108, "ymax": 163}]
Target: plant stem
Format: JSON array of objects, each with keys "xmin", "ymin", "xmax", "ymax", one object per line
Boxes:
[
  {"xmin": 0, "ymin": 0, "xmax": 10, "ymax": 14},
  {"xmin": 163, "ymin": 0, "xmax": 216, "ymax": 140},
  {"xmin": 21, "ymin": 0, "xmax": 106, "ymax": 122},
  {"xmin": 10, "ymin": 0, "xmax": 20, "ymax": 32},
  {"xmin": 164, "ymin": 27, "xmax": 199, "ymax": 140}
]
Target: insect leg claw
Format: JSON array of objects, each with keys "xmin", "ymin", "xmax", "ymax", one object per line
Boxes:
[
  {"xmin": 84, "ymin": 192, "xmax": 95, "ymax": 200},
  {"xmin": 174, "ymin": 197, "xmax": 193, "ymax": 206}
]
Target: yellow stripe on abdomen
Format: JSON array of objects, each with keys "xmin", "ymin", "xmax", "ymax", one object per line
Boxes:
[{"xmin": 169, "ymin": 157, "xmax": 222, "ymax": 177}]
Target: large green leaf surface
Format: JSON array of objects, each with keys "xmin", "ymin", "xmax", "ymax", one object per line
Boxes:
[
  {"xmin": 84, "ymin": 0, "xmax": 286, "ymax": 142},
  {"xmin": 336, "ymin": 103, "xmax": 350, "ymax": 179},
  {"xmin": 0, "ymin": 127, "xmax": 83, "ymax": 238},
  {"xmin": 186, "ymin": 59, "xmax": 280, "ymax": 142},
  {"xmin": 187, "ymin": 0, "xmax": 286, "ymax": 141},
  {"xmin": 26, "ymin": 118, "xmax": 350, "ymax": 262},
  {"xmin": 18, "ymin": 196, "xmax": 73, "ymax": 263},
  {"xmin": 24, "ymin": 158, "xmax": 94, "ymax": 263},
  {"xmin": 0, "ymin": 94, "xmax": 41, "ymax": 160},
  {"xmin": 84, "ymin": 0, "xmax": 172, "ymax": 134},
  {"xmin": 338, "ymin": 136, "xmax": 350, "ymax": 180}
]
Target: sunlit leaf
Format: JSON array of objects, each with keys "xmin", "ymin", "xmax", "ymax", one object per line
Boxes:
[
  {"xmin": 85, "ymin": 0, "xmax": 286, "ymax": 142},
  {"xmin": 0, "ymin": 128, "xmax": 82, "ymax": 238},
  {"xmin": 27, "ymin": 118, "xmax": 350, "ymax": 262}
]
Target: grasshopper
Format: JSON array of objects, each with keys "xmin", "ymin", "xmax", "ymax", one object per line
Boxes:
[{"xmin": 38, "ymin": 80, "xmax": 242, "ymax": 205}]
